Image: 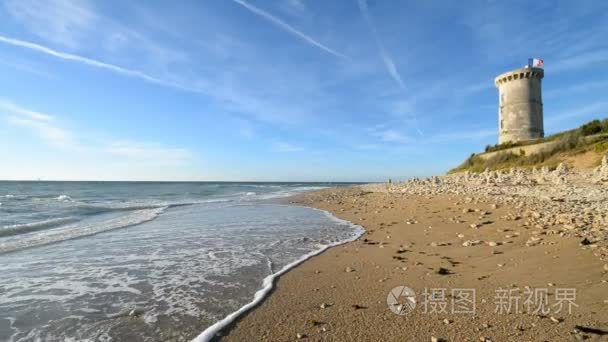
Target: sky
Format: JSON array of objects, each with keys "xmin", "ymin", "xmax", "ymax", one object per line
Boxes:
[{"xmin": 0, "ymin": 0, "xmax": 607, "ymax": 182}]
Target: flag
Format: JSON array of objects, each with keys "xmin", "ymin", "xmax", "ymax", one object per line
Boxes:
[{"xmin": 528, "ymin": 58, "xmax": 544, "ymax": 68}]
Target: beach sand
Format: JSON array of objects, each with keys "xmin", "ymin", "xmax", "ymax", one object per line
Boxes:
[{"xmin": 222, "ymin": 187, "xmax": 608, "ymax": 341}]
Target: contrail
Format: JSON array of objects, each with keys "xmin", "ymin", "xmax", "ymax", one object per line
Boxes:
[
  {"xmin": 232, "ymin": 0, "xmax": 348, "ymax": 59},
  {"xmin": 0, "ymin": 35, "xmax": 196, "ymax": 93},
  {"xmin": 357, "ymin": 0, "xmax": 423, "ymax": 135}
]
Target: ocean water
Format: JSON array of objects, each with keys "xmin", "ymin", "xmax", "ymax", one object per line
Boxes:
[{"xmin": 0, "ymin": 182, "xmax": 363, "ymax": 342}]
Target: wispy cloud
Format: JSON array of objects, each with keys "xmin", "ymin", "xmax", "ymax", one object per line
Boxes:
[
  {"xmin": 357, "ymin": 0, "xmax": 422, "ymax": 136},
  {"xmin": 272, "ymin": 141, "xmax": 303, "ymax": 152},
  {"xmin": 357, "ymin": 0, "xmax": 405, "ymax": 90},
  {"xmin": 232, "ymin": 0, "xmax": 347, "ymax": 59},
  {"xmin": 1, "ymin": 99, "xmax": 194, "ymax": 164},
  {"xmin": 3, "ymin": 0, "xmax": 98, "ymax": 48},
  {"xmin": 0, "ymin": 35, "xmax": 194, "ymax": 92},
  {"xmin": 280, "ymin": 0, "xmax": 307, "ymax": 16},
  {"xmin": 373, "ymin": 129, "xmax": 411, "ymax": 144},
  {"xmin": 0, "ymin": 99, "xmax": 71, "ymax": 147},
  {"xmin": 0, "ymin": 34, "xmax": 318, "ymax": 127},
  {"xmin": 0, "ymin": 57, "xmax": 54, "ymax": 78},
  {"xmin": 0, "ymin": 99, "xmax": 53, "ymax": 121}
]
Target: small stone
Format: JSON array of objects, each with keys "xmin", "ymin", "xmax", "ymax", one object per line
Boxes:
[
  {"xmin": 603, "ymin": 264, "xmax": 608, "ymax": 272},
  {"xmin": 296, "ymin": 332, "xmax": 306, "ymax": 339},
  {"xmin": 550, "ymin": 316, "xmax": 561, "ymax": 323},
  {"xmin": 345, "ymin": 267, "xmax": 354, "ymax": 273},
  {"xmin": 443, "ymin": 318, "xmax": 452, "ymax": 325},
  {"xmin": 436, "ymin": 267, "xmax": 451, "ymax": 275},
  {"xmin": 457, "ymin": 233, "xmax": 465, "ymax": 238},
  {"xmin": 488, "ymin": 241, "xmax": 497, "ymax": 247},
  {"xmin": 320, "ymin": 303, "xmax": 329, "ymax": 309}
]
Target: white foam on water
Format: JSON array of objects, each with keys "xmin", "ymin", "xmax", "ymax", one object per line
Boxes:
[
  {"xmin": 57, "ymin": 195, "xmax": 74, "ymax": 202},
  {"xmin": 0, "ymin": 207, "xmax": 166, "ymax": 254},
  {"xmin": 0, "ymin": 216, "xmax": 78, "ymax": 237},
  {"xmin": 246, "ymin": 186, "xmax": 329, "ymax": 200},
  {"xmin": 192, "ymin": 209, "xmax": 364, "ymax": 342}
]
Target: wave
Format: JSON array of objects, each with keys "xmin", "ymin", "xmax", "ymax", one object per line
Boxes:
[
  {"xmin": 0, "ymin": 217, "xmax": 79, "ymax": 238},
  {"xmin": 192, "ymin": 209, "xmax": 364, "ymax": 342},
  {"xmin": 56, "ymin": 195, "xmax": 74, "ymax": 202},
  {"xmin": 68, "ymin": 198, "xmax": 233, "ymax": 215},
  {"xmin": 0, "ymin": 207, "xmax": 166, "ymax": 255}
]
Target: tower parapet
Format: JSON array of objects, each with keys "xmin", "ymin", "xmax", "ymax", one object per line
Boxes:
[{"xmin": 494, "ymin": 67, "xmax": 544, "ymax": 144}]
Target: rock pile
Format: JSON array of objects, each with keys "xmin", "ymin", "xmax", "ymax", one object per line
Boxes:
[
  {"xmin": 362, "ymin": 158, "xmax": 608, "ymax": 261},
  {"xmin": 596, "ymin": 155, "xmax": 608, "ymax": 183}
]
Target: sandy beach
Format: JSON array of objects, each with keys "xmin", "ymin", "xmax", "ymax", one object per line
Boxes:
[{"xmin": 222, "ymin": 166, "xmax": 608, "ymax": 341}]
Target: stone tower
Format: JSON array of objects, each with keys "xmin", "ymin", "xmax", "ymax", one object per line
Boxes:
[{"xmin": 494, "ymin": 67, "xmax": 544, "ymax": 144}]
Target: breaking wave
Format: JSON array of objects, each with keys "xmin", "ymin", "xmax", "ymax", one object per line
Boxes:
[
  {"xmin": 0, "ymin": 207, "xmax": 166, "ymax": 254},
  {"xmin": 0, "ymin": 217, "xmax": 79, "ymax": 238}
]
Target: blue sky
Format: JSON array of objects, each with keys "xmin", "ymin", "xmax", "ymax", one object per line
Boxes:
[{"xmin": 0, "ymin": 0, "xmax": 607, "ymax": 181}]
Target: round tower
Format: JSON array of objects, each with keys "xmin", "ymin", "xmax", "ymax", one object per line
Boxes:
[{"xmin": 494, "ymin": 67, "xmax": 544, "ymax": 144}]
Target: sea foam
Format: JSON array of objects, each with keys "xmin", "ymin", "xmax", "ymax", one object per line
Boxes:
[
  {"xmin": 0, "ymin": 207, "xmax": 166, "ymax": 254},
  {"xmin": 0, "ymin": 217, "xmax": 78, "ymax": 238},
  {"xmin": 192, "ymin": 209, "xmax": 364, "ymax": 342}
]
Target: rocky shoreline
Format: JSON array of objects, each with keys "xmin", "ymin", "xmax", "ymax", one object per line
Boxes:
[
  {"xmin": 365, "ymin": 156, "xmax": 608, "ymax": 265},
  {"xmin": 222, "ymin": 159, "xmax": 608, "ymax": 341}
]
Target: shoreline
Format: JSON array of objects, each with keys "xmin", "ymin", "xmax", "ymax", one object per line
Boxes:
[
  {"xmin": 219, "ymin": 176, "xmax": 608, "ymax": 341},
  {"xmin": 193, "ymin": 199, "xmax": 366, "ymax": 342}
]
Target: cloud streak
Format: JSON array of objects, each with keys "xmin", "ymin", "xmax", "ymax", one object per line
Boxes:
[
  {"xmin": 0, "ymin": 99, "xmax": 71, "ymax": 147},
  {"xmin": 0, "ymin": 35, "xmax": 195, "ymax": 93},
  {"xmin": 232, "ymin": 0, "xmax": 347, "ymax": 59},
  {"xmin": 357, "ymin": 0, "xmax": 405, "ymax": 90},
  {"xmin": 1, "ymin": 99, "xmax": 194, "ymax": 164},
  {"xmin": 357, "ymin": 0, "xmax": 422, "ymax": 136},
  {"xmin": 272, "ymin": 141, "xmax": 303, "ymax": 152}
]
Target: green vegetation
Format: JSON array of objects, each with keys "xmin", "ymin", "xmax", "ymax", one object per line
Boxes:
[
  {"xmin": 451, "ymin": 118, "xmax": 608, "ymax": 173},
  {"xmin": 483, "ymin": 118, "xmax": 608, "ymax": 153}
]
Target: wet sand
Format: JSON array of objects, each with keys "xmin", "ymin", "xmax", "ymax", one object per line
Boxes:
[{"xmin": 221, "ymin": 187, "xmax": 608, "ymax": 341}]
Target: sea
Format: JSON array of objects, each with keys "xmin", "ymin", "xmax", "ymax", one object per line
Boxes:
[{"xmin": 0, "ymin": 181, "xmax": 364, "ymax": 342}]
